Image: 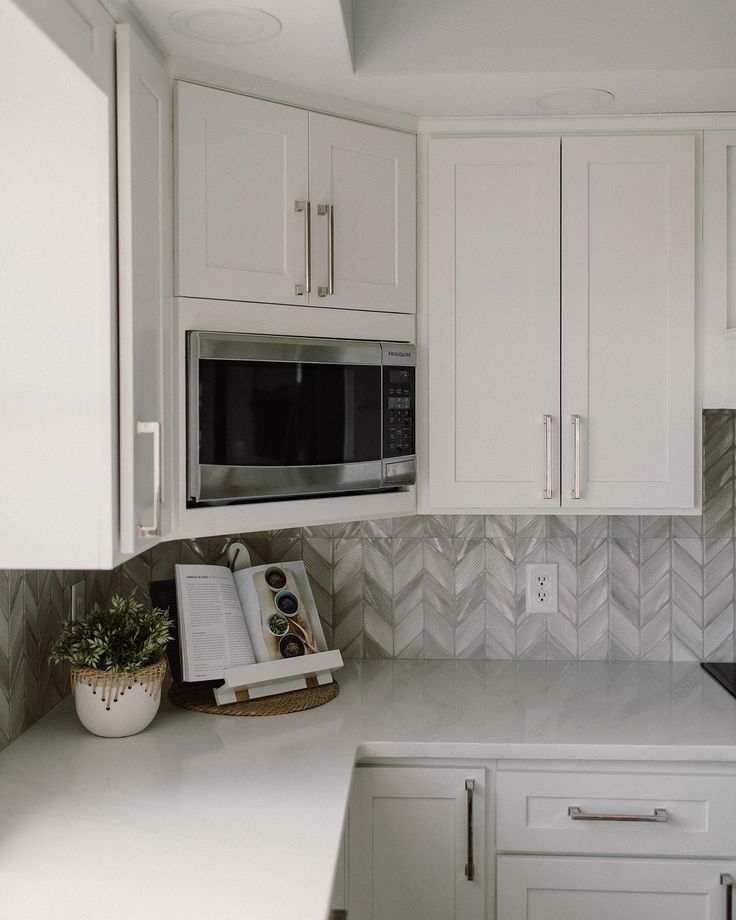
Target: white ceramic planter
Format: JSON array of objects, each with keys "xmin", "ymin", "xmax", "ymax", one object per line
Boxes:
[{"xmin": 71, "ymin": 659, "xmax": 167, "ymax": 738}]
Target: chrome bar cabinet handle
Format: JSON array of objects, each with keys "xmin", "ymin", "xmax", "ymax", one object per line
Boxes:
[
  {"xmin": 294, "ymin": 200, "xmax": 311, "ymax": 295},
  {"xmin": 571, "ymin": 414, "xmax": 582, "ymax": 500},
  {"xmin": 568, "ymin": 806, "xmax": 668, "ymax": 823},
  {"xmin": 465, "ymin": 779, "xmax": 475, "ymax": 881},
  {"xmin": 136, "ymin": 420, "xmax": 160, "ymax": 538},
  {"xmin": 722, "ymin": 874, "xmax": 734, "ymax": 920},
  {"xmin": 317, "ymin": 203, "xmax": 334, "ymax": 297},
  {"xmin": 543, "ymin": 414, "xmax": 553, "ymax": 499}
]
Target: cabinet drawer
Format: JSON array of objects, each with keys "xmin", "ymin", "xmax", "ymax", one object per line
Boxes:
[
  {"xmin": 497, "ymin": 770, "xmax": 736, "ymax": 857},
  {"xmin": 497, "ymin": 855, "xmax": 735, "ymax": 920}
]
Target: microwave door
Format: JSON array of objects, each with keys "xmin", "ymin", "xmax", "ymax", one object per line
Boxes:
[{"xmin": 191, "ymin": 347, "xmax": 383, "ymax": 504}]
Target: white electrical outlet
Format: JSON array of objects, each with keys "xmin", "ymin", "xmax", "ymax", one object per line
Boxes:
[
  {"xmin": 70, "ymin": 580, "xmax": 86, "ymax": 622},
  {"xmin": 525, "ymin": 563, "xmax": 559, "ymax": 613}
]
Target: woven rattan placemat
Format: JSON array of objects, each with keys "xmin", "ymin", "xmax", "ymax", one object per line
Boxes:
[{"xmin": 169, "ymin": 680, "xmax": 339, "ymax": 716}]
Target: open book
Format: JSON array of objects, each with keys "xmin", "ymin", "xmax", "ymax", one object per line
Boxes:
[{"xmin": 175, "ymin": 561, "xmax": 328, "ymax": 683}]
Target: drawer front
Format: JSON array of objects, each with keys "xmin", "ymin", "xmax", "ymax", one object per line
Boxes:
[
  {"xmin": 497, "ymin": 855, "xmax": 735, "ymax": 920},
  {"xmin": 497, "ymin": 771, "xmax": 736, "ymax": 857}
]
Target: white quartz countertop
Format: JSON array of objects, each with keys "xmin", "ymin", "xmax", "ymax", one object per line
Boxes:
[{"xmin": 2, "ymin": 660, "xmax": 736, "ymax": 920}]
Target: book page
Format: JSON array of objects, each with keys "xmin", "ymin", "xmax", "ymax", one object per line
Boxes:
[
  {"xmin": 233, "ymin": 561, "xmax": 328, "ymax": 663},
  {"xmin": 175, "ymin": 564, "xmax": 256, "ymax": 681}
]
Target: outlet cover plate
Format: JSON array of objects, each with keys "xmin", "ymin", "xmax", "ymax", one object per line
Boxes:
[
  {"xmin": 71, "ymin": 580, "xmax": 86, "ymax": 622},
  {"xmin": 525, "ymin": 563, "xmax": 559, "ymax": 614}
]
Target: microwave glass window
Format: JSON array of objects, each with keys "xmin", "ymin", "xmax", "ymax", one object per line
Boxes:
[{"xmin": 198, "ymin": 360, "xmax": 381, "ymax": 466}]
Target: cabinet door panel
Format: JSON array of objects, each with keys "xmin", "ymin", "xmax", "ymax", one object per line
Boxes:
[
  {"xmin": 348, "ymin": 767, "xmax": 485, "ymax": 920},
  {"xmin": 117, "ymin": 23, "xmax": 172, "ymax": 554},
  {"xmin": 309, "ymin": 113, "xmax": 415, "ymax": 312},
  {"xmin": 703, "ymin": 130, "xmax": 736, "ymax": 408},
  {"xmin": 176, "ymin": 82, "xmax": 308, "ymax": 303},
  {"xmin": 562, "ymin": 134, "xmax": 696, "ymax": 509},
  {"xmin": 0, "ymin": 0, "xmax": 117, "ymax": 567},
  {"xmin": 428, "ymin": 136, "xmax": 561, "ymax": 509},
  {"xmin": 497, "ymin": 856, "xmax": 731, "ymax": 920}
]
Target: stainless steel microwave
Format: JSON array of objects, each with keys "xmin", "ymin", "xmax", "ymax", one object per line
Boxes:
[{"xmin": 187, "ymin": 332, "xmax": 416, "ymax": 505}]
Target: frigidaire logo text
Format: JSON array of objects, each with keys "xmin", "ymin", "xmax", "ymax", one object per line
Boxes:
[{"xmin": 388, "ymin": 351, "xmax": 411, "ymax": 358}]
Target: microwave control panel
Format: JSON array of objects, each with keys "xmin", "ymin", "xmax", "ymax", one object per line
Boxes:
[{"xmin": 383, "ymin": 365, "xmax": 415, "ymax": 459}]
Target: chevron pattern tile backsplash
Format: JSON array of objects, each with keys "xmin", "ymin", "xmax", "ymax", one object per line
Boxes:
[{"xmin": 0, "ymin": 410, "xmax": 734, "ymax": 751}]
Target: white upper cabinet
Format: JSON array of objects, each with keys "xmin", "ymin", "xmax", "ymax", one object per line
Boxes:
[
  {"xmin": 176, "ymin": 82, "xmax": 309, "ymax": 305},
  {"xmin": 309, "ymin": 113, "xmax": 416, "ymax": 312},
  {"xmin": 0, "ymin": 1, "xmax": 174, "ymax": 568},
  {"xmin": 116, "ymin": 23, "xmax": 173, "ymax": 555},
  {"xmin": 427, "ymin": 137, "xmax": 561, "ymax": 508},
  {"xmin": 426, "ymin": 132, "xmax": 698, "ymax": 513},
  {"xmin": 703, "ymin": 130, "xmax": 736, "ymax": 408},
  {"xmin": 561, "ymin": 134, "xmax": 696, "ymax": 510},
  {"xmin": 176, "ymin": 83, "xmax": 416, "ymax": 312},
  {"xmin": 0, "ymin": 0, "xmax": 119, "ymax": 568}
]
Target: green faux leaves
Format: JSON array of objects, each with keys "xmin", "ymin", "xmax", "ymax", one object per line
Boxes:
[{"xmin": 49, "ymin": 594, "xmax": 172, "ymax": 674}]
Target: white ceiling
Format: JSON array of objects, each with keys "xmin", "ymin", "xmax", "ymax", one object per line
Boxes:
[
  {"xmin": 126, "ymin": 0, "xmax": 736, "ymax": 116},
  {"xmin": 354, "ymin": 0, "xmax": 736, "ymax": 73}
]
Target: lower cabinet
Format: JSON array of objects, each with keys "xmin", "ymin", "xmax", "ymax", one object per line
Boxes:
[
  {"xmin": 340, "ymin": 762, "xmax": 736, "ymax": 920},
  {"xmin": 497, "ymin": 856, "xmax": 734, "ymax": 920},
  {"xmin": 346, "ymin": 766, "xmax": 487, "ymax": 920}
]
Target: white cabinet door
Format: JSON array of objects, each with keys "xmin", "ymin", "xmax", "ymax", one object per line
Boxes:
[
  {"xmin": 561, "ymin": 134, "xmax": 696, "ymax": 510},
  {"xmin": 703, "ymin": 130, "xmax": 736, "ymax": 409},
  {"xmin": 427, "ymin": 136, "xmax": 561, "ymax": 509},
  {"xmin": 0, "ymin": 0, "xmax": 119, "ymax": 568},
  {"xmin": 116, "ymin": 23, "xmax": 172, "ymax": 555},
  {"xmin": 176, "ymin": 82, "xmax": 309, "ymax": 304},
  {"xmin": 308, "ymin": 113, "xmax": 415, "ymax": 313},
  {"xmin": 348, "ymin": 767, "xmax": 486, "ymax": 920},
  {"xmin": 497, "ymin": 856, "xmax": 733, "ymax": 920}
]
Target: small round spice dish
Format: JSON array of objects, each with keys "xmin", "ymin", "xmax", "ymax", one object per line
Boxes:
[
  {"xmin": 279, "ymin": 634, "xmax": 305, "ymax": 658},
  {"xmin": 274, "ymin": 588, "xmax": 300, "ymax": 618},
  {"xmin": 264, "ymin": 566, "xmax": 288, "ymax": 592},
  {"xmin": 267, "ymin": 612, "xmax": 289, "ymax": 636}
]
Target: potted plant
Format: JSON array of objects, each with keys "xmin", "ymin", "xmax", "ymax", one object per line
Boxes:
[{"xmin": 50, "ymin": 594, "xmax": 171, "ymax": 738}]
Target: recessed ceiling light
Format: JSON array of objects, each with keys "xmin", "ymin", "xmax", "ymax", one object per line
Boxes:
[
  {"xmin": 168, "ymin": 6, "xmax": 282, "ymax": 44},
  {"xmin": 534, "ymin": 88, "xmax": 615, "ymax": 113}
]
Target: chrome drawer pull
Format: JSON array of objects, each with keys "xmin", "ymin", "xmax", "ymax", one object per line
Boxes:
[
  {"xmin": 722, "ymin": 874, "xmax": 734, "ymax": 920},
  {"xmin": 568, "ymin": 806, "xmax": 668, "ymax": 823},
  {"xmin": 465, "ymin": 779, "xmax": 475, "ymax": 881}
]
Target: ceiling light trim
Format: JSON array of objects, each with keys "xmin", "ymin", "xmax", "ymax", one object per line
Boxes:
[
  {"xmin": 534, "ymin": 87, "xmax": 616, "ymax": 113},
  {"xmin": 168, "ymin": 5, "xmax": 282, "ymax": 45}
]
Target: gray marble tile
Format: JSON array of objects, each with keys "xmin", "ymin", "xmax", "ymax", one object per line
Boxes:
[{"xmin": 3, "ymin": 411, "xmax": 735, "ymax": 753}]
